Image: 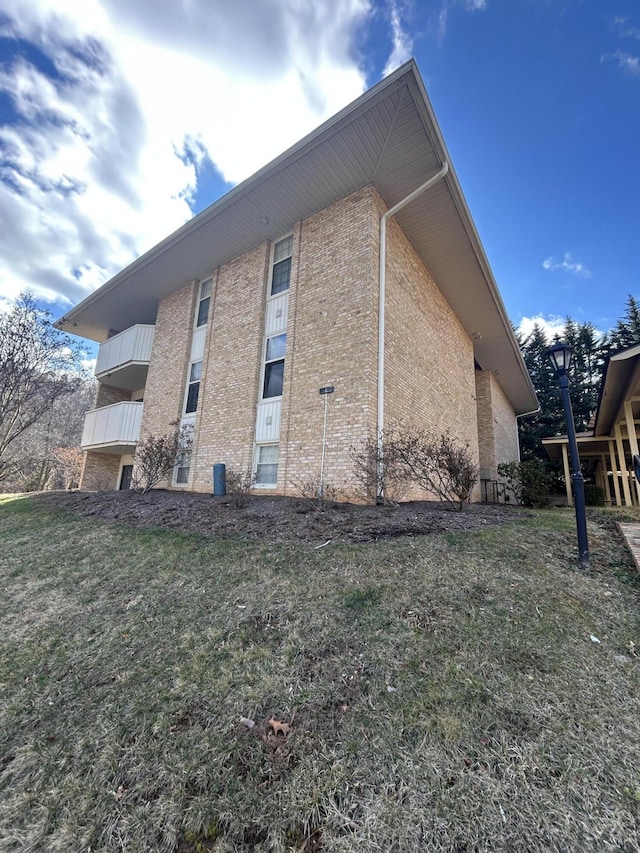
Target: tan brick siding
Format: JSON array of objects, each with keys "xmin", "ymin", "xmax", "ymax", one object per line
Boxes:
[
  {"xmin": 138, "ymin": 281, "xmax": 198, "ymax": 488},
  {"xmin": 95, "ymin": 384, "xmax": 130, "ymax": 408},
  {"xmin": 475, "ymin": 369, "xmax": 519, "ymax": 484},
  {"xmin": 191, "ymin": 243, "xmax": 269, "ymax": 490},
  {"xmin": 279, "ymin": 186, "xmax": 379, "ymax": 495},
  {"xmin": 382, "ymin": 198, "xmax": 480, "ymax": 500},
  {"xmin": 489, "ymin": 372, "xmax": 520, "ymax": 469},
  {"xmin": 79, "ymin": 185, "xmax": 518, "ymax": 505},
  {"xmin": 475, "ymin": 370, "xmax": 495, "ymax": 477},
  {"xmin": 81, "ymin": 451, "xmax": 122, "ymax": 491}
]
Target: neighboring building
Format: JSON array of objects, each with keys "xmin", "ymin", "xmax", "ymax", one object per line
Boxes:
[
  {"xmin": 543, "ymin": 344, "xmax": 640, "ymax": 507},
  {"xmin": 56, "ymin": 60, "xmax": 537, "ymax": 500}
]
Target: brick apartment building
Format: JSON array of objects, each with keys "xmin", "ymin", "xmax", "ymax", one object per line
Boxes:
[{"xmin": 57, "ymin": 60, "xmax": 538, "ymax": 500}]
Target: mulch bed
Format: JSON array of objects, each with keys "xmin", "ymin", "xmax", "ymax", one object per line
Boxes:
[{"xmin": 30, "ymin": 489, "xmax": 528, "ymax": 544}]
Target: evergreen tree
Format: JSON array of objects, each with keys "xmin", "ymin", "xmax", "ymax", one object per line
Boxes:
[
  {"xmin": 518, "ymin": 319, "xmax": 605, "ymax": 460},
  {"xmin": 603, "ymin": 295, "xmax": 640, "ymax": 355}
]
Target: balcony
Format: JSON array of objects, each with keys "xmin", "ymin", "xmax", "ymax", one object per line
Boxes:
[
  {"xmin": 95, "ymin": 325, "xmax": 155, "ymax": 391},
  {"xmin": 81, "ymin": 402, "xmax": 144, "ymax": 453}
]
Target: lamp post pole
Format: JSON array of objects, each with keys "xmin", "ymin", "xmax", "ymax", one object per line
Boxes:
[{"xmin": 547, "ymin": 343, "xmax": 590, "ymax": 572}]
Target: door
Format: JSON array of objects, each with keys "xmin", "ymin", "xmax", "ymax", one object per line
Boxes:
[{"xmin": 119, "ymin": 464, "xmax": 133, "ymax": 490}]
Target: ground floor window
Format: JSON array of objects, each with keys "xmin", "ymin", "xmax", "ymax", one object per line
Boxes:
[{"xmin": 255, "ymin": 444, "xmax": 279, "ymax": 486}]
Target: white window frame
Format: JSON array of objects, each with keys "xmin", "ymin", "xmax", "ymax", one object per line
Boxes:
[
  {"xmin": 195, "ymin": 278, "xmax": 213, "ymax": 328},
  {"xmin": 260, "ymin": 333, "xmax": 286, "ymax": 401},
  {"xmin": 183, "ymin": 360, "xmax": 203, "ymax": 415},
  {"xmin": 254, "ymin": 443, "xmax": 279, "ymax": 488},
  {"xmin": 267, "ymin": 234, "xmax": 293, "ymax": 300}
]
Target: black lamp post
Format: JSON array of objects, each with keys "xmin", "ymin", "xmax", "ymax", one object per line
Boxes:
[{"xmin": 546, "ymin": 341, "xmax": 590, "ymax": 571}]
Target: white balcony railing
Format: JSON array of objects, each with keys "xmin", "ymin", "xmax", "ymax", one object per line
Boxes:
[
  {"xmin": 81, "ymin": 402, "xmax": 144, "ymax": 451},
  {"xmin": 95, "ymin": 325, "xmax": 155, "ymax": 388}
]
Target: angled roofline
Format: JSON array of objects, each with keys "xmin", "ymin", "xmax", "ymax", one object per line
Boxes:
[{"xmin": 56, "ymin": 59, "xmax": 538, "ymax": 415}]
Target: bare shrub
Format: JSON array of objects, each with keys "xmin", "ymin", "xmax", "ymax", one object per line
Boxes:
[
  {"xmin": 290, "ymin": 476, "xmax": 343, "ymax": 510},
  {"xmin": 349, "ymin": 430, "xmax": 410, "ymax": 504},
  {"xmin": 132, "ymin": 422, "xmax": 193, "ymax": 494},
  {"xmin": 225, "ymin": 467, "xmax": 255, "ymax": 508},
  {"xmin": 395, "ymin": 429, "xmax": 478, "ymax": 510},
  {"xmin": 51, "ymin": 446, "xmax": 83, "ymax": 490}
]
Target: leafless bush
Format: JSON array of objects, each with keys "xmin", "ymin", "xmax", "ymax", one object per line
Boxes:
[
  {"xmin": 51, "ymin": 446, "xmax": 83, "ymax": 490},
  {"xmin": 395, "ymin": 429, "xmax": 478, "ymax": 510},
  {"xmin": 132, "ymin": 422, "xmax": 193, "ymax": 494},
  {"xmin": 290, "ymin": 476, "xmax": 343, "ymax": 510},
  {"xmin": 349, "ymin": 430, "xmax": 410, "ymax": 504},
  {"xmin": 225, "ymin": 467, "xmax": 256, "ymax": 507}
]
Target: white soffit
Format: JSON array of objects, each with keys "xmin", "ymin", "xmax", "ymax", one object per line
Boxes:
[{"xmin": 56, "ymin": 60, "xmax": 537, "ymax": 415}]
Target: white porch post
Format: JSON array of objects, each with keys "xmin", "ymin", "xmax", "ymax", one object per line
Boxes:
[
  {"xmin": 600, "ymin": 454, "xmax": 612, "ymax": 504},
  {"xmin": 609, "ymin": 439, "xmax": 622, "ymax": 506},
  {"xmin": 561, "ymin": 443, "xmax": 573, "ymax": 507},
  {"xmin": 615, "ymin": 423, "xmax": 633, "ymax": 506},
  {"xmin": 623, "ymin": 401, "xmax": 640, "ymax": 505}
]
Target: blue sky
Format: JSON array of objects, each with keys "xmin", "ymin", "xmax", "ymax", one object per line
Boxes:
[{"xmin": 0, "ymin": 0, "xmax": 638, "ymax": 344}]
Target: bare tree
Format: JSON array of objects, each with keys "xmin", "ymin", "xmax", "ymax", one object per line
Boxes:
[{"xmin": 0, "ymin": 292, "xmax": 88, "ymax": 484}]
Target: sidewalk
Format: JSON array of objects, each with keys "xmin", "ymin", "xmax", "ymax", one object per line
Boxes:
[{"xmin": 617, "ymin": 522, "xmax": 640, "ymax": 573}]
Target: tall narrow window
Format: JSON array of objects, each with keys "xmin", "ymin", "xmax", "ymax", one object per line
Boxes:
[
  {"xmin": 196, "ymin": 279, "xmax": 212, "ymax": 327},
  {"xmin": 270, "ymin": 236, "xmax": 293, "ymax": 296},
  {"xmin": 263, "ymin": 334, "xmax": 286, "ymax": 398},
  {"xmin": 185, "ymin": 360, "xmax": 202, "ymax": 413},
  {"xmin": 256, "ymin": 444, "xmax": 279, "ymax": 486}
]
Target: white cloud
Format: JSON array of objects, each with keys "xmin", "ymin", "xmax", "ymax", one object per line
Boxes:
[
  {"xmin": 383, "ymin": 1, "xmax": 414, "ymax": 76},
  {"xmin": 435, "ymin": 0, "xmax": 487, "ymax": 41},
  {"xmin": 602, "ymin": 50, "xmax": 640, "ymax": 77},
  {"xmin": 517, "ymin": 314, "xmax": 566, "ymax": 341},
  {"xmin": 542, "ymin": 253, "xmax": 591, "ymax": 277},
  {"xmin": 0, "ymin": 0, "xmax": 372, "ymax": 309}
]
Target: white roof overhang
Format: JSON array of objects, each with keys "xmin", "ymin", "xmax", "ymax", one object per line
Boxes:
[
  {"xmin": 594, "ymin": 344, "xmax": 640, "ymax": 436},
  {"xmin": 56, "ymin": 59, "xmax": 537, "ymax": 415}
]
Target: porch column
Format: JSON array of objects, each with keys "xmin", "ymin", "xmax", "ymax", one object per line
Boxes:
[
  {"xmin": 623, "ymin": 401, "xmax": 640, "ymax": 505},
  {"xmin": 615, "ymin": 423, "xmax": 633, "ymax": 506},
  {"xmin": 609, "ymin": 439, "xmax": 622, "ymax": 506},
  {"xmin": 600, "ymin": 454, "xmax": 612, "ymax": 504},
  {"xmin": 561, "ymin": 443, "xmax": 573, "ymax": 507}
]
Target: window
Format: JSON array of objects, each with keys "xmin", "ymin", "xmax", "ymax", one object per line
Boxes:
[
  {"xmin": 256, "ymin": 444, "xmax": 279, "ymax": 485},
  {"xmin": 263, "ymin": 334, "xmax": 286, "ymax": 398},
  {"xmin": 196, "ymin": 279, "xmax": 212, "ymax": 327},
  {"xmin": 270, "ymin": 236, "xmax": 293, "ymax": 296},
  {"xmin": 175, "ymin": 465, "xmax": 189, "ymax": 485},
  {"xmin": 185, "ymin": 361, "xmax": 202, "ymax": 413}
]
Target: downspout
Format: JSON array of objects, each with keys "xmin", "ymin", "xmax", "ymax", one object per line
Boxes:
[{"xmin": 377, "ymin": 161, "xmax": 449, "ymax": 500}]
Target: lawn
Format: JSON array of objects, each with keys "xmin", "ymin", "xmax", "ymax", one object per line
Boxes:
[{"xmin": 1, "ymin": 494, "xmax": 639, "ymax": 852}]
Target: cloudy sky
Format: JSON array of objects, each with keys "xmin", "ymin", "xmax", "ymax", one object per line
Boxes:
[{"xmin": 0, "ymin": 0, "xmax": 638, "ymax": 341}]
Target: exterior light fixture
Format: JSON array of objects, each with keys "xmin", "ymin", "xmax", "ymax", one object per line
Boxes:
[{"xmin": 546, "ymin": 341, "xmax": 590, "ymax": 571}]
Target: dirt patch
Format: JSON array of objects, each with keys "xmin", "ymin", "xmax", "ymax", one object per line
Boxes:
[{"xmin": 31, "ymin": 489, "xmax": 528, "ymax": 544}]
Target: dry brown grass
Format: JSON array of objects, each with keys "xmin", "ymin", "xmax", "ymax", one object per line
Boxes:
[{"xmin": 1, "ymin": 494, "xmax": 639, "ymax": 852}]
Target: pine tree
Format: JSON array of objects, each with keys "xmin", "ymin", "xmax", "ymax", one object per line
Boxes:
[{"xmin": 603, "ymin": 295, "xmax": 640, "ymax": 355}]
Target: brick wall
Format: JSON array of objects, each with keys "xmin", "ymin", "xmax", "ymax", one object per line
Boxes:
[
  {"xmin": 475, "ymin": 368, "xmax": 519, "ymax": 483},
  {"xmin": 81, "ymin": 451, "xmax": 122, "ymax": 491},
  {"xmin": 280, "ymin": 186, "xmax": 379, "ymax": 495},
  {"xmin": 191, "ymin": 243, "xmax": 269, "ymax": 490},
  {"xmin": 95, "ymin": 384, "xmax": 130, "ymax": 408},
  {"xmin": 137, "ymin": 281, "xmax": 198, "ymax": 488},
  {"xmin": 382, "ymin": 196, "xmax": 480, "ymax": 500}
]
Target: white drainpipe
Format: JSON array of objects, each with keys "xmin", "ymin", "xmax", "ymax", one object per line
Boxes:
[{"xmin": 377, "ymin": 162, "xmax": 449, "ymax": 499}]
